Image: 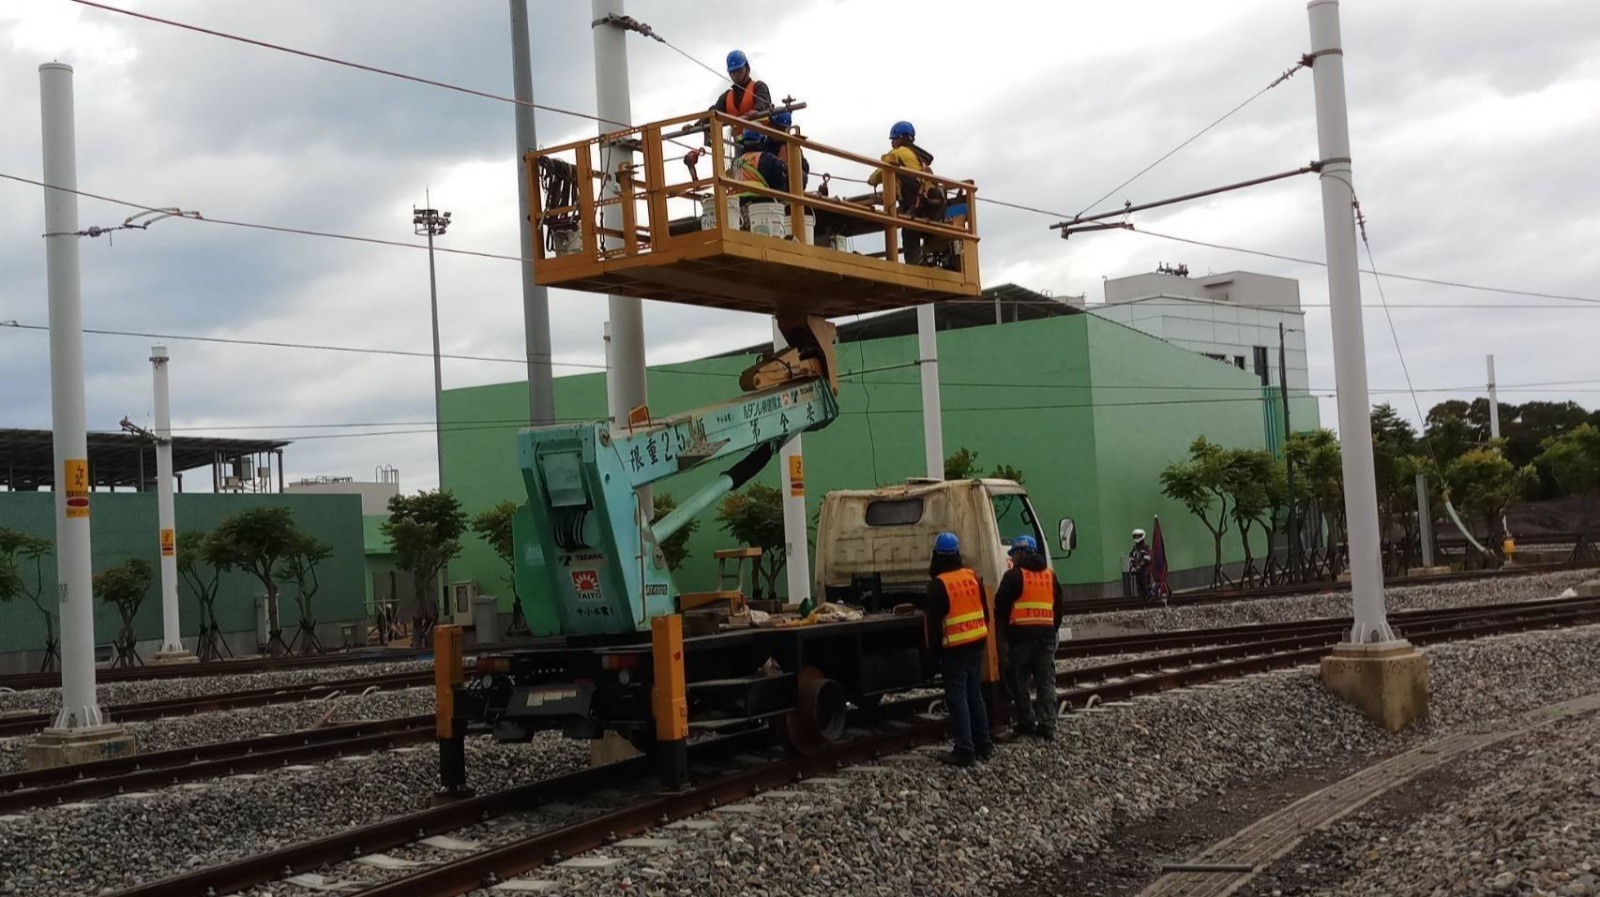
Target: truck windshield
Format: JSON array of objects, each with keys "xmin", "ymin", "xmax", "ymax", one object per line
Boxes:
[{"xmin": 991, "ymin": 493, "xmax": 1045, "ymax": 554}]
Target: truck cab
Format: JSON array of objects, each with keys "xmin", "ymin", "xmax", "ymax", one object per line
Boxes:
[{"xmin": 813, "ymin": 478, "xmax": 1075, "ymax": 609}]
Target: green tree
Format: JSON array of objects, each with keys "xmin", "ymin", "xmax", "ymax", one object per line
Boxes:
[
  {"xmin": 212, "ymin": 507, "xmax": 299, "ymax": 654},
  {"xmin": 1445, "ymin": 445, "xmax": 1533, "ymax": 559},
  {"xmin": 276, "ymin": 531, "xmax": 333, "ymax": 654},
  {"xmin": 944, "ymin": 448, "xmax": 982, "ymax": 480},
  {"xmin": 717, "ymin": 484, "xmax": 786, "ymax": 600},
  {"xmin": 176, "ymin": 529, "xmax": 233, "ymax": 661},
  {"xmin": 1424, "ymin": 400, "xmax": 1483, "ymax": 471},
  {"xmin": 988, "ymin": 463, "xmax": 1026, "ymax": 484},
  {"xmin": 383, "ymin": 490, "xmax": 468, "ymax": 646},
  {"xmin": 1160, "ymin": 437, "xmax": 1234, "ymax": 588},
  {"xmin": 1222, "ymin": 448, "xmax": 1276, "ymax": 584},
  {"xmin": 95, "ymin": 557, "xmax": 153, "ymax": 668},
  {"xmin": 1371, "ymin": 404, "xmax": 1423, "ymax": 567},
  {"xmin": 1287, "ymin": 429, "xmax": 1344, "ymax": 574},
  {"xmin": 0, "ymin": 529, "xmax": 57, "ymax": 669},
  {"xmin": 471, "ymin": 501, "xmax": 531, "ymax": 636},
  {"xmin": 651, "ymin": 493, "xmax": 698, "ymax": 572},
  {"xmin": 1536, "ymin": 423, "xmax": 1600, "ymax": 560}
]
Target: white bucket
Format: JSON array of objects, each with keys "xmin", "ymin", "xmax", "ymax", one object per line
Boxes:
[
  {"xmin": 550, "ymin": 228, "xmax": 583, "ymax": 257},
  {"xmin": 700, "ymin": 195, "xmax": 740, "ymax": 232},
  {"xmin": 747, "ymin": 202, "xmax": 816, "ymax": 244},
  {"xmin": 831, "ymin": 235, "xmax": 854, "ymax": 253}
]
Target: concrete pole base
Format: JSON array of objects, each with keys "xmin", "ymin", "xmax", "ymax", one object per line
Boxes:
[
  {"xmin": 590, "ymin": 730, "xmax": 644, "ymax": 767},
  {"xmin": 1406, "ymin": 566, "xmax": 1452, "ymax": 577},
  {"xmin": 1320, "ymin": 640, "xmax": 1430, "ymax": 733},
  {"xmin": 150, "ymin": 648, "xmax": 200, "ymax": 665},
  {"xmin": 25, "ymin": 724, "xmax": 137, "ymax": 770},
  {"xmin": 1572, "ymin": 579, "xmax": 1600, "ymax": 598}
]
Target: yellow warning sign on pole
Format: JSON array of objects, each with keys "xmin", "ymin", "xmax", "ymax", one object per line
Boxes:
[
  {"xmin": 64, "ymin": 459, "xmax": 89, "ymax": 519},
  {"xmin": 160, "ymin": 528, "xmax": 175, "ymax": 557},
  {"xmin": 788, "ymin": 455, "xmax": 804, "ymax": 497}
]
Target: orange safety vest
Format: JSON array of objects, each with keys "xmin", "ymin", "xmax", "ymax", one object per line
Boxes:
[
  {"xmin": 1009, "ymin": 569, "xmax": 1057, "ymax": 627},
  {"xmin": 732, "ymin": 151, "xmax": 768, "ymax": 197},
  {"xmin": 938, "ymin": 569, "xmax": 989, "ymax": 648},
  {"xmin": 721, "ymin": 82, "xmax": 761, "ymax": 117}
]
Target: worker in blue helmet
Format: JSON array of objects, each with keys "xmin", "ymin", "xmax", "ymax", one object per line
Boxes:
[
  {"xmin": 761, "ymin": 110, "xmax": 810, "ymax": 189},
  {"xmin": 926, "ymin": 531, "xmax": 994, "ymax": 767},
  {"xmin": 866, "ymin": 121, "xmax": 942, "ymax": 263},
  {"xmin": 995, "ymin": 534, "xmax": 1064, "ymax": 740},
  {"xmin": 686, "ymin": 49, "xmax": 774, "ymax": 169},
  {"xmin": 730, "ymin": 128, "xmax": 789, "ymax": 206}
]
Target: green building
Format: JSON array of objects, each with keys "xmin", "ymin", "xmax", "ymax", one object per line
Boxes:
[
  {"xmin": 0, "ymin": 491, "xmax": 367, "ymax": 673},
  {"xmin": 440, "ymin": 294, "xmax": 1319, "ymax": 635}
]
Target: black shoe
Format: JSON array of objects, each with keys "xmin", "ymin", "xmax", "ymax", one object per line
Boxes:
[
  {"xmin": 1031, "ymin": 727, "xmax": 1056, "ymax": 741},
  {"xmin": 939, "ymin": 750, "xmax": 976, "ymax": 767},
  {"xmin": 976, "ymin": 743, "xmax": 995, "ymax": 762},
  {"xmin": 1012, "ymin": 722, "xmax": 1037, "ymax": 738}
]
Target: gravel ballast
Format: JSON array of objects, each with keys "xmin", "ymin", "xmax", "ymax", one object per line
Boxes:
[
  {"xmin": 0, "ymin": 659, "xmax": 432, "ymax": 715},
  {"xmin": 455, "ymin": 621, "xmax": 1600, "ymax": 897},
  {"xmin": 1071, "ymin": 568, "xmax": 1598, "ymax": 633}
]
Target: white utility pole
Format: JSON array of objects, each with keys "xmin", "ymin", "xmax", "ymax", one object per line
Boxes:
[
  {"xmin": 918, "ymin": 304, "xmax": 945, "ymax": 480},
  {"xmin": 772, "ymin": 321, "xmax": 812, "ymax": 606},
  {"xmin": 150, "ymin": 346, "xmax": 193, "ymax": 663},
  {"xmin": 40, "ymin": 63, "xmax": 105, "ymax": 729},
  {"xmin": 1308, "ymin": 0, "xmax": 1393, "ymax": 643},
  {"xmin": 1486, "ymin": 354, "xmax": 1501, "ymax": 440},
  {"xmin": 510, "ymin": 0, "xmax": 556, "ymax": 426},
  {"xmin": 592, "ymin": 0, "xmax": 649, "ymax": 512}
]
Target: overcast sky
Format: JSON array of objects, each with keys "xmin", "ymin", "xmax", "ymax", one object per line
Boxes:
[{"xmin": 3, "ymin": 0, "xmax": 1598, "ymax": 492}]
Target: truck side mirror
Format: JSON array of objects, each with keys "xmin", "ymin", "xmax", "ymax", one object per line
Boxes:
[{"xmin": 1058, "ymin": 517, "xmax": 1077, "ymax": 557}]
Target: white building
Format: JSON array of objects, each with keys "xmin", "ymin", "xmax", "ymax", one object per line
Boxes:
[
  {"xmin": 1088, "ymin": 269, "xmax": 1309, "ymax": 391},
  {"xmin": 285, "ymin": 470, "xmax": 400, "ymax": 516}
]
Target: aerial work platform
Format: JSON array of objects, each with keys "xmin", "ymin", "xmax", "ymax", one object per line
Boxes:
[{"xmin": 525, "ymin": 111, "xmax": 981, "ymax": 317}]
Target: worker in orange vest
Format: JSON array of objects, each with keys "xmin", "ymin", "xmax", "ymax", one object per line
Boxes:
[
  {"xmin": 686, "ymin": 49, "xmax": 773, "ymax": 169},
  {"xmin": 995, "ymin": 535, "xmax": 1064, "ymax": 740},
  {"xmin": 926, "ymin": 531, "xmax": 993, "ymax": 766}
]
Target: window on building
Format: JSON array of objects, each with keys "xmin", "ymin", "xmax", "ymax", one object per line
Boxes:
[
  {"xmin": 1233, "ymin": 355, "xmax": 1246, "ymax": 370},
  {"xmin": 1203, "ymin": 353, "xmax": 1226, "ymax": 363},
  {"xmin": 1253, "ymin": 346, "xmax": 1270, "ymax": 385}
]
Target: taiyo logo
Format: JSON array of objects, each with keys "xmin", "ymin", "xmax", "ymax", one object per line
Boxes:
[{"xmin": 571, "ymin": 570, "xmax": 602, "ymax": 600}]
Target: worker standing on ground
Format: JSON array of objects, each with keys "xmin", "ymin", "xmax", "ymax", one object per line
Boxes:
[
  {"xmin": 867, "ymin": 121, "xmax": 941, "ymax": 263},
  {"xmin": 1129, "ymin": 528, "xmax": 1154, "ymax": 600},
  {"xmin": 686, "ymin": 50, "xmax": 773, "ymax": 169},
  {"xmin": 994, "ymin": 535, "xmax": 1064, "ymax": 740},
  {"xmin": 730, "ymin": 129, "xmax": 790, "ymax": 205},
  {"xmin": 926, "ymin": 532, "xmax": 994, "ymax": 767}
]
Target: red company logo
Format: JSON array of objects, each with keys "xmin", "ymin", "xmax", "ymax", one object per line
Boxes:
[{"xmin": 571, "ymin": 570, "xmax": 600, "ymax": 593}]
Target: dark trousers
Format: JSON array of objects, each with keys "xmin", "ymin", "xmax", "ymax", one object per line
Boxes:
[
  {"xmin": 941, "ymin": 649, "xmax": 991, "ymax": 755},
  {"xmin": 1006, "ymin": 635, "xmax": 1059, "ymax": 732}
]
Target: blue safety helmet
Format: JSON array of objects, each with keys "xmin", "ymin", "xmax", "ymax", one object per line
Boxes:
[
  {"xmin": 726, "ymin": 49, "xmax": 749, "ymax": 72},
  {"xmin": 1009, "ymin": 535, "xmax": 1039, "ymax": 556},
  {"xmin": 739, "ymin": 129, "xmax": 765, "ymax": 147},
  {"xmin": 933, "ymin": 532, "xmax": 960, "ymax": 554},
  {"xmin": 889, "ymin": 120, "xmax": 915, "ymax": 141},
  {"xmin": 769, "ymin": 110, "xmax": 792, "ymax": 130}
]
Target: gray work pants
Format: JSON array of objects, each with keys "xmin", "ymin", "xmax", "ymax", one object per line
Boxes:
[{"xmin": 1006, "ymin": 635, "xmax": 1058, "ymax": 732}]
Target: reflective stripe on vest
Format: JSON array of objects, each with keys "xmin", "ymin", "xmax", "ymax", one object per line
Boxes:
[
  {"xmin": 938, "ymin": 569, "xmax": 988, "ymax": 648},
  {"xmin": 722, "ymin": 82, "xmax": 760, "ymax": 116},
  {"xmin": 733, "ymin": 152, "xmax": 767, "ymax": 196},
  {"xmin": 1009, "ymin": 569, "xmax": 1056, "ymax": 627}
]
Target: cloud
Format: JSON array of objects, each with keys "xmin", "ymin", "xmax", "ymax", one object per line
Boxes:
[{"xmin": 2, "ymin": 0, "xmax": 1598, "ymax": 494}]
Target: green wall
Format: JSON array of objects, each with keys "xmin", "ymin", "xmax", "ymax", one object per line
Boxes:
[
  {"xmin": 0, "ymin": 492, "xmax": 367, "ymax": 655},
  {"xmin": 440, "ymin": 314, "xmax": 1320, "ymax": 630}
]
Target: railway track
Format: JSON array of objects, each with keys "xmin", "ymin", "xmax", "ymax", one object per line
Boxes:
[
  {"xmin": 1059, "ymin": 559, "xmax": 1591, "ymax": 616},
  {"xmin": 94, "ymin": 595, "xmax": 1600, "ymax": 897},
  {"xmin": 0, "ymin": 646, "xmax": 437, "ymax": 694},
  {"xmin": 0, "ymin": 715, "xmax": 433, "ymax": 814},
  {"xmin": 0, "ymin": 668, "xmax": 433, "ymax": 739}
]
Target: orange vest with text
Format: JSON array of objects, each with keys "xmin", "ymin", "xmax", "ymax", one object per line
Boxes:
[
  {"xmin": 938, "ymin": 569, "xmax": 988, "ymax": 648},
  {"xmin": 1009, "ymin": 569, "xmax": 1057, "ymax": 627}
]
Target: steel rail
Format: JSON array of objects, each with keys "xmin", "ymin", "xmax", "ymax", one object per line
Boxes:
[
  {"xmin": 1060, "ymin": 559, "xmax": 1591, "ymax": 616},
  {"xmin": 0, "ymin": 646, "xmax": 437, "ymax": 693},
  {"xmin": 0, "ymin": 715, "xmax": 433, "ymax": 813},
  {"xmin": 0, "ymin": 669, "xmax": 434, "ymax": 738}
]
